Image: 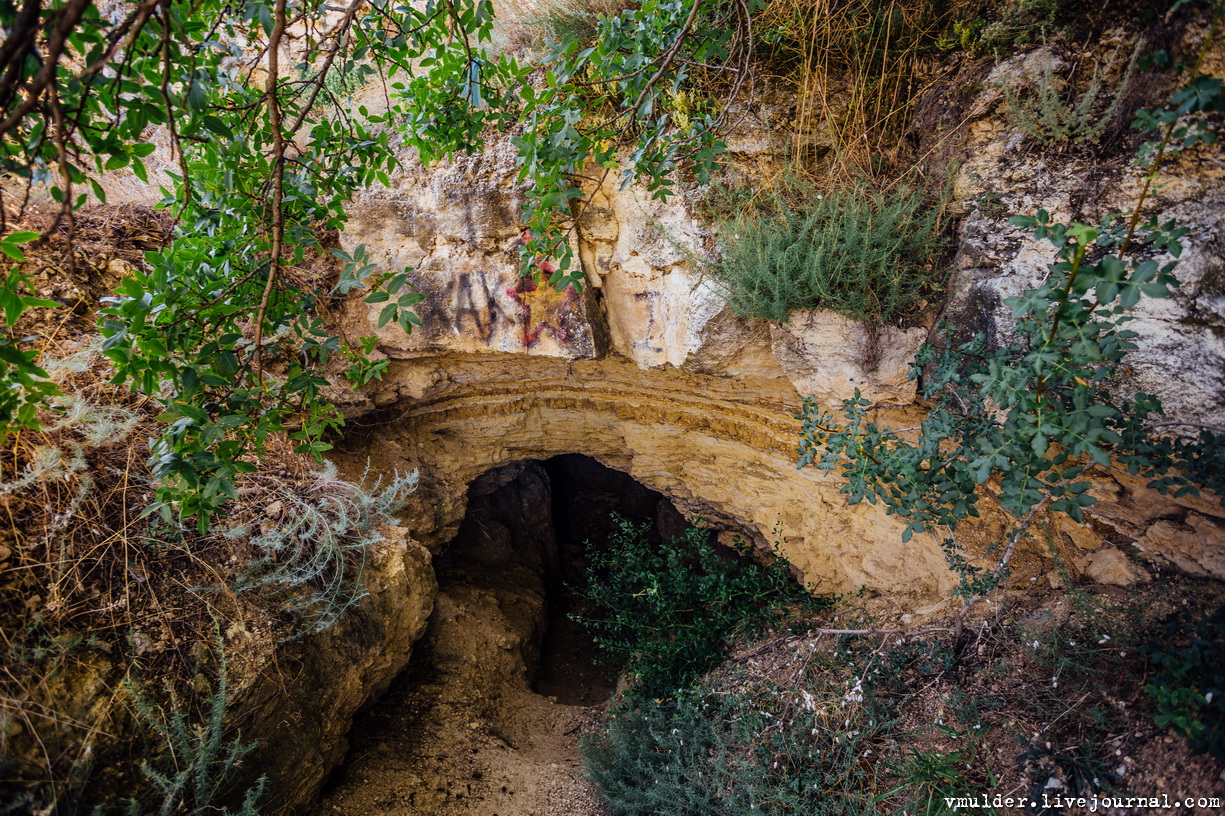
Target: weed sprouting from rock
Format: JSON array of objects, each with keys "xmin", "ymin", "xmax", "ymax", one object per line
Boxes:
[
  {"xmin": 712, "ymin": 180, "xmax": 948, "ymax": 325},
  {"xmin": 1003, "ymin": 44, "xmax": 1140, "ymax": 147},
  {"xmin": 126, "ymin": 628, "xmax": 266, "ymax": 816},
  {"xmin": 223, "ymin": 465, "xmax": 418, "ymax": 638}
]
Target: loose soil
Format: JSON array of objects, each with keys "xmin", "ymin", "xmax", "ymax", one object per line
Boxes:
[{"xmin": 315, "ymin": 570, "xmax": 613, "ymax": 816}]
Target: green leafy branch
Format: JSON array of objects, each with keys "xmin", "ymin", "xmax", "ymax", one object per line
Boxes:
[
  {"xmin": 388, "ymin": 0, "xmax": 756, "ymax": 289},
  {"xmin": 0, "ymin": 230, "xmax": 60, "ymax": 437},
  {"xmin": 0, "ymin": 0, "xmax": 754, "ymax": 528},
  {"xmin": 798, "ymin": 47, "xmax": 1225, "ymax": 631}
]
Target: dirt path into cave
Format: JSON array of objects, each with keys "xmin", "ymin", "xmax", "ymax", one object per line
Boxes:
[
  {"xmin": 317, "ymin": 456, "xmax": 679, "ymax": 816},
  {"xmin": 316, "ymin": 571, "xmax": 611, "ymax": 816}
]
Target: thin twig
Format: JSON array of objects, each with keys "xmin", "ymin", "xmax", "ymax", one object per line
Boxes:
[{"xmin": 252, "ymin": 0, "xmax": 289, "ymax": 382}]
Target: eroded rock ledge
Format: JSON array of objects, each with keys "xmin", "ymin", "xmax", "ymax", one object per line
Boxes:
[
  {"xmin": 333, "ymin": 352, "xmax": 957, "ymax": 600},
  {"xmin": 330, "ymin": 78, "xmax": 1225, "ymax": 602}
]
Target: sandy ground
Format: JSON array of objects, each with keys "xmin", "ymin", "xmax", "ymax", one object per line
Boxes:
[{"xmin": 316, "ymin": 573, "xmax": 613, "ymax": 816}]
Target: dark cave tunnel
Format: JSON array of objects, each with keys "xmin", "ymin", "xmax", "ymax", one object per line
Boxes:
[
  {"xmin": 438, "ymin": 453, "xmax": 694, "ymax": 704},
  {"xmin": 316, "ymin": 454, "xmax": 703, "ymax": 813}
]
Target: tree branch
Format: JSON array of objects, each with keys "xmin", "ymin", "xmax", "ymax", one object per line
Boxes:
[
  {"xmin": 0, "ymin": 0, "xmax": 94, "ymax": 138},
  {"xmin": 253, "ymin": 0, "xmax": 289, "ymax": 382}
]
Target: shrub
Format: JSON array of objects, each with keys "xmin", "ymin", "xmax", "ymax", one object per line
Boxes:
[
  {"xmin": 712, "ymin": 182, "xmax": 948, "ymax": 325},
  {"xmin": 883, "ymin": 744, "xmax": 977, "ymax": 816},
  {"xmin": 797, "ymin": 57, "xmax": 1225, "ymax": 610},
  {"xmin": 583, "ymin": 664, "xmax": 888, "ymax": 816},
  {"xmin": 223, "ymin": 463, "xmax": 418, "ymax": 638},
  {"xmin": 973, "ymin": 0, "xmax": 1080, "ymax": 55},
  {"xmin": 573, "ymin": 515, "xmax": 823, "ymax": 696},
  {"xmin": 1143, "ymin": 604, "xmax": 1225, "ymax": 761},
  {"xmin": 1003, "ymin": 45, "xmax": 1139, "ymax": 147},
  {"xmin": 125, "ymin": 631, "xmax": 265, "ymax": 816}
]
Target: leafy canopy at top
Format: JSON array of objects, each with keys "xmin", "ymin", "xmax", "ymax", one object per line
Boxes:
[{"xmin": 0, "ymin": 0, "xmax": 753, "ymax": 528}]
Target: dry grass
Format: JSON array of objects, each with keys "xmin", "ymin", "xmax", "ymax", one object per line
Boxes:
[
  {"xmin": 0, "ymin": 336, "xmax": 404, "ymax": 807},
  {"xmin": 0, "ymin": 214, "xmax": 407, "ymax": 808},
  {"xmin": 757, "ymin": 0, "xmax": 972, "ymax": 182},
  {"xmin": 5, "ymin": 204, "xmax": 173, "ymax": 341},
  {"xmin": 495, "ymin": 0, "xmax": 638, "ymax": 58},
  {"xmin": 0, "ymin": 340, "xmax": 303, "ymax": 800}
]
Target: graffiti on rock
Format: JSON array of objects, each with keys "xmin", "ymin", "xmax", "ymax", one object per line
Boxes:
[
  {"xmin": 444, "ymin": 266, "xmax": 587, "ymax": 353},
  {"xmin": 506, "ymin": 276, "xmax": 583, "ymax": 349},
  {"xmin": 452, "ymin": 269, "xmax": 514, "ymax": 343}
]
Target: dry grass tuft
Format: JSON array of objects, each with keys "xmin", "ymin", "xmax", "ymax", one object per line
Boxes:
[
  {"xmin": 0, "ymin": 328, "xmax": 408, "ymax": 807},
  {"xmin": 757, "ymin": 0, "xmax": 969, "ymax": 182},
  {"xmin": 495, "ymin": 0, "xmax": 638, "ymax": 58}
]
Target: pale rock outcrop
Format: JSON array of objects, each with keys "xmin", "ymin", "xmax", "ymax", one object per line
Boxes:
[
  {"xmin": 769, "ymin": 311, "xmax": 928, "ymax": 406},
  {"xmin": 342, "ymin": 140, "xmax": 596, "ymax": 360},
  {"xmin": 948, "ymin": 42, "xmax": 1225, "ymax": 430},
  {"xmin": 240, "ymin": 524, "xmax": 436, "ymax": 811},
  {"xmin": 335, "ymin": 129, "xmax": 953, "ymax": 599},
  {"xmin": 1076, "ymin": 548, "xmax": 1151, "ymax": 587},
  {"xmin": 334, "ymin": 77, "xmax": 1225, "ymax": 596},
  {"xmin": 574, "ymin": 170, "xmax": 726, "ymax": 370},
  {"xmin": 333, "ymin": 354, "xmax": 959, "ymax": 600}
]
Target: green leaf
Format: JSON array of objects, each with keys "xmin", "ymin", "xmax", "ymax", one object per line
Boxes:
[
  {"xmin": 377, "ymin": 303, "xmax": 398, "ymax": 328},
  {"xmin": 201, "ymin": 115, "xmax": 233, "ymax": 138}
]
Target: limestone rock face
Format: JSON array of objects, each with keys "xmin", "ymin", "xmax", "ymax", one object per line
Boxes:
[
  {"xmin": 769, "ymin": 311, "xmax": 929, "ymax": 407},
  {"xmin": 334, "ymin": 93, "xmax": 1225, "ymax": 600},
  {"xmin": 333, "ymin": 354, "xmax": 959, "ymax": 601},
  {"xmin": 1076, "ymin": 548, "xmax": 1150, "ymax": 587},
  {"xmin": 338, "ymin": 135, "xmax": 926, "ymax": 405},
  {"xmin": 342, "ymin": 139, "xmax": 596, "ymax": 360},
  {"xmin": 948, "ymin": 49, "xmax": 1225, "ymax": 431},
  {"xmin": 240, "ymin": 524, "xmax": 436, "ymax": 811},
  {"xmin": 574, "ymin": 171, "xmax": 726, "ymax": 370}
]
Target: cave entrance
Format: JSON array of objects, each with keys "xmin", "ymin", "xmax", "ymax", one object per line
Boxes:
[{"xmin": 317, "ymin": 454, "xmax": 689, "ymax": 816}]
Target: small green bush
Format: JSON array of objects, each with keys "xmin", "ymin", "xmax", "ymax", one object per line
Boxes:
[
  {"xmin": 711, "ymin": 182, "xmax": 947, "ymax": 325},
  {"xmin": 971, "ymin": 0, "xmax": 1079, "ymax": 55},
  {"xmin": 1143, "ymin": 604, "xmax": 1225, "ymax": 761},
  {"xmin": 574, "ymin": 515, "xmax": 823, "ymax": 696},
  {"xmin": 883, "ymin": 743, "xmax": 977, "ymax": 816},
  {"xmin": 583, "ymin": 674, "xmax": 888, "ymax": 816},
  {"xmin": 1003, "ymin": 45, "xmax": 1139, "ymax": 147}
]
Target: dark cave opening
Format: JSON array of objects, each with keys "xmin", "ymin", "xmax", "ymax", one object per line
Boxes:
[
  {"xmin": 440, "ymin": 453, "xmax": 691, "ymax": 705},
  {"xmin": 316, "ymin": 454, "xmax": 697, "ymax": 814}
]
